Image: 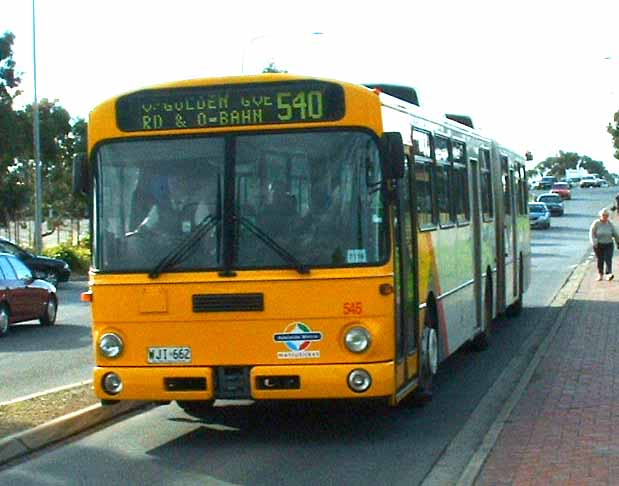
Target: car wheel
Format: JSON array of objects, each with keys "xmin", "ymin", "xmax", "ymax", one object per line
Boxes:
[
  {"xmin": 40, "ymin": 295, "xmax": 58, "ymax": 326},
  {"xmin": 0, "ymin": 305, "xmax": 9, "ymax": 337}
]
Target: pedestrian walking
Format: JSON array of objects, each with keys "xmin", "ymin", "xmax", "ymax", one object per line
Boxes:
[{"xmin": 589, "ymin": 207, "xmax": 619, "ymax": 280}]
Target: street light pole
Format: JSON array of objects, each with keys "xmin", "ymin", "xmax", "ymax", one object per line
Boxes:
[{"xmin": 32, "ymin": 0, "xmax": 43, "ymax": 253}]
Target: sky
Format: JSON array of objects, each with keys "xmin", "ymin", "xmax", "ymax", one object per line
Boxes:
[{"xmin": 3, "ymin": 0, "xmax": 619, "ymax": 172}]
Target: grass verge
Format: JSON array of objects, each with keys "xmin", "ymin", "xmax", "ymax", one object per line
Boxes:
[{"xmin": 0, "ymin": 383, "xmax": 99, "ymax": 439}]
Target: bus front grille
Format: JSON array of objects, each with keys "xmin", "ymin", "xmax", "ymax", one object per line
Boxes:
[{"xmin": 192, "ymin": 293, "xmax": 264, "ymax": 312}]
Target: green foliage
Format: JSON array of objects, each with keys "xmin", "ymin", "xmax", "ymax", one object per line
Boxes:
[
  {"xmin": 43, "ymin": 242, "xmax": 91, "ymax": 274},
  {"xmin": 534, "ymin": 151, "xmax": 611, "ymax": 180},
  {"xmin": 262, "ymin": 61, "xmax": 287, "ymax": 73},
  {"xmin": 0, "ymin": 32, "xmax": 88, "ymax": 230},
  {"xmin": 608, "ymin": 111, "xmax": 619, "ymax": 161}
]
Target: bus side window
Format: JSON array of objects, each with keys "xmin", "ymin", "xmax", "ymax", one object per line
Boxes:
[
  {"xmin": 415, "ymin": 161, "xmax": 434, "ymax": 229},
  {"xmin": 480, "ymin": 148, "xmax": 493, "ymax": 221},
  {"xmin": 412, "ymin": 128, "xmax": 435, "ymax": 229}
]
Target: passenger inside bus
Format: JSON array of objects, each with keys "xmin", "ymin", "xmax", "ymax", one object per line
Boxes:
[{"xmin": 257, "ymin": 180, "xmax": 298, "ymax": 235}]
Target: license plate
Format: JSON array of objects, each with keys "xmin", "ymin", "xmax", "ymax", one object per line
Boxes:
[{"xmin": 148, "ymin": 346, "xmax": 192, "ymax": 364}]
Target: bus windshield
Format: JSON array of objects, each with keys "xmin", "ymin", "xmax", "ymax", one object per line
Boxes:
[{"xmin": 95, "ymin": 130, "xmax": 388, "ymax": 273}]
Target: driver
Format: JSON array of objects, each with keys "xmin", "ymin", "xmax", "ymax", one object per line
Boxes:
[{"xmin": 129, "ymin": 170, "xmax": 210, "ymax": 239}]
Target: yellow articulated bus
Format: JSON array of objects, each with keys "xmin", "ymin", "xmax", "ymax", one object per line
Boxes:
[{"xmin": 74, "ymin": 74, "xmax": 530, "ymax": 415}]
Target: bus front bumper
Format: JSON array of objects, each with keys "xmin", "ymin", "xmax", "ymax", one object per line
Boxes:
[{"xmin": 94, "ymin": 362, "xmax": 395, "ymax": 402}]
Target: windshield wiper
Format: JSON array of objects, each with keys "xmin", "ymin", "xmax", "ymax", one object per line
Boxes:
[
  {"xmin": 237, "ymin": 216, "xmax": 310, "ymax": 274},
  {"xmin": 148, "ymin": 214, "xmax": 219, "ymax": 279}
]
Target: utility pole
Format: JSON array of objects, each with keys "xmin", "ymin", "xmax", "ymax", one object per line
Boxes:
[{"xmin": 32, "ymin": 0, "xmax": 43, "ymax": 252}]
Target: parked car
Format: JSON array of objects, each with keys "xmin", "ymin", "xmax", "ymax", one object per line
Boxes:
[
  {"xmin": 0, "ymin": 253, "xmax": 58, "ymax": 337},
  {"xmin": 0, "ymin": 238, "xmax": 70, "ymax": 286},
  {"xmin": 528, "ymin": 202, "xmax": 551, "ymax": 229},
  {"xmin": 536, "ymin": 193, "xmax": 564, "ymax": 216},
  {"xmin": 537, "ymin": 176, "xmax": 557, "ymax": 190},
  {"xmin": 551, "ymin": 182, "xmax": 572, "ymax": 200},
  {"xmin": 580, "ymin": 176, "xmax": 600, "ymax": 188}
]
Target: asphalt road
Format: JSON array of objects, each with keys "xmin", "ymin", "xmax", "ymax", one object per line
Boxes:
[
  {"xmin": 0, "ymin": 186, "xmax": 614, "ymax": 484},
  {"xmin": 0, "ymin": 280, "xmax": 92, "ymax": 403}
]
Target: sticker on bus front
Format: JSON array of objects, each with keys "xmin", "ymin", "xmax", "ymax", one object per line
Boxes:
[
  {"xmin": 274, "ymin": 322, "xmax": 322, "ymax": 359},
  {"xmin": 346, "ymin": 249, "xmax": 367, "ymax": 264}
]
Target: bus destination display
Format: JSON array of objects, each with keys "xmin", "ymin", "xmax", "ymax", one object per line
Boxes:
[{"xmin": 116, "ymin": 81, "xmax": 345, "ymax": 131}]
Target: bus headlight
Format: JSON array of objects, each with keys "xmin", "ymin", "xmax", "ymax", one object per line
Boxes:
[
  {"xmin": 99, "ymin": 333, "xmax": 124, "ymax": 359},
  {"xmin": 102, "ymin": 372, "xmax": 123, "ymax": 395},
  {"xmin": 348, "ymin": 369, "xmax": 372, "ymax": 393},
  {"xmin": 344, "ymin": 326, "xmax": 372, "ymax": 353}
]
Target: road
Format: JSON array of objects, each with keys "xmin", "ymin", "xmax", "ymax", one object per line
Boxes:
[
  {"xmin": 0, "ymin": 281, "xmax": 91, "ymax": 403},
  {"xmin": 0, "ymin": 186, "xmax": 614, "ymax": 484}
]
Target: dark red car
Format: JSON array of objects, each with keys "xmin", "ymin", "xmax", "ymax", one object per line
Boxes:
[{"xmin": 0, "ymin": 253, "xmax": 58, "ymax": 337}]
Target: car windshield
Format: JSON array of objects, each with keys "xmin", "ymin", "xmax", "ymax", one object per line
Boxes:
[
  {"xmin": 552, "ymin": 183, "xmax": 568, "ymax": 189},
  {"xmin": 538, "ymin": 195, "xmax": 561, "ymax": 203},
  {"xmin": 95, "ymin": 130, "xmax": 388, "ymax": 273},
  {"xmin": 529, "ymin": 204, "xmax": 546, "ymax": 212}
]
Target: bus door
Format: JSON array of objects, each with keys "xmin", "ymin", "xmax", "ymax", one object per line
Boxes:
[
  {"xmin": 509, "ymin": 168, "xmax": 519, "ymax": 299},
  {"xmin": 470, "ymin": 159, "xmax": 483, "ymax": 330},
  {"xmin": 500, "ymin": 157, "xmax": 516, "ymax": 307},
  {"xmin": 394, "ymin": 154, "xmax": 418, "ymax": 389}
]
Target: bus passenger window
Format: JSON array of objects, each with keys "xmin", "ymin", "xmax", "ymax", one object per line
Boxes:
[
  {"xmin": 415, "ymin": 162, "xmax": 434, "ymax": 228},
  {"xmin": 412, "ymin": 129, "xmax": 432, "ymax": 158},
  {"xmin": 454, "ymin": 166, "xmax": 470, "ymax": 223},
  {"xmin": 435, "ymin": 163, "xmax": 452, "ymax": 226},
  {"xmin": 480, "ymin": 149, "xmax": 493, "ymax": 220}
]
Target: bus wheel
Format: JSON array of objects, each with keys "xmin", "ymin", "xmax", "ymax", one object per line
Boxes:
[
  {"xmin": 417, "ymin": 325, "xmax": 438, "ymax": 401},
  {"xmin": 177, "ymin": 400, "xmax": 215, "ymax": 419}
]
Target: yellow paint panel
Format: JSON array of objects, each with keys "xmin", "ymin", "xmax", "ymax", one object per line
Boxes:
[{"xmin": 139, "ymin": 287, "xmax": 167, "ymax": 313}]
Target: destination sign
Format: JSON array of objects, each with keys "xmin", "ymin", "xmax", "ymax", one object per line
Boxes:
[{"xmin": 116, "ymin": 80, "xmax": 345, "ymax": 132}]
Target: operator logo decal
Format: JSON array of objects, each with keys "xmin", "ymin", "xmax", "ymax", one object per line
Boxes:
[{"xmin": 274, "ymin": 322, "xmax": 322, "ymax": 359}]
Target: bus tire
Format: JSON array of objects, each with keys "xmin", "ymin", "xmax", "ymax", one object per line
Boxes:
[
  {"xmin": 417, "ymin": 317, "xmax": 439, "ymax": 401},
  {"xmin": 177, "ymin": 400, "xmax": 215, "ymax": 419},
  {"xmin": 472, "ymin": 276, "xmax": 493, "ymax": 351}
]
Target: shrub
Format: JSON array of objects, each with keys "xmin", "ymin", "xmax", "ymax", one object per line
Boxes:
[{"xmin": 43, "ymin": 243, "xmax": 91, "ymax": 274}]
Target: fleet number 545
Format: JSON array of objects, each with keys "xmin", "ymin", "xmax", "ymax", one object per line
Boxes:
[{"xmin": 343, "ymin": 302, "xmax": 363, "ymax": 315}]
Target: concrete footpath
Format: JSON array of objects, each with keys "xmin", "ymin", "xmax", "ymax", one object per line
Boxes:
[{"xmin": 469, "ymin": 256, "xmax": 619, "ymax": 485}]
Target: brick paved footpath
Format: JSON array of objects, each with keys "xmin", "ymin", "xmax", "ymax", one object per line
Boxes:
[{"xmin": 475, "ymin": 260, "xmax": 619, "ymax": 486}]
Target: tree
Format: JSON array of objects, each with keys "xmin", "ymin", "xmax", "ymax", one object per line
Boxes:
[
  {"xmin": 0, "ymin": 32, "xmax": 87, "ymax": 237},
  {"xmin": 0, "ymin": 31, "xmax": 24, "ymax": 227},
  {"xmin": 608, "ymin": 110, "xmax": 619, "ymax": 161},
  {"xmin": 262, "ymin": 61, "xmax": 287, "ymax": 73},
  {"xmin": 0, "ymin": 31, "xmax": 22, "ymax": 163},
  {"xmin": 534, "ymin": 151, "xmax": 610, "ymax": 180}
]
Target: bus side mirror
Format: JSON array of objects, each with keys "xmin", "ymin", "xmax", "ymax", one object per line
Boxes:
[
  {"xmin": 382, "ymin": 132, "xmax": 405, "ymax": 179},
  {"xmin": 72, "ymin": 153, "xmax": 90, "ymax": 195}
]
